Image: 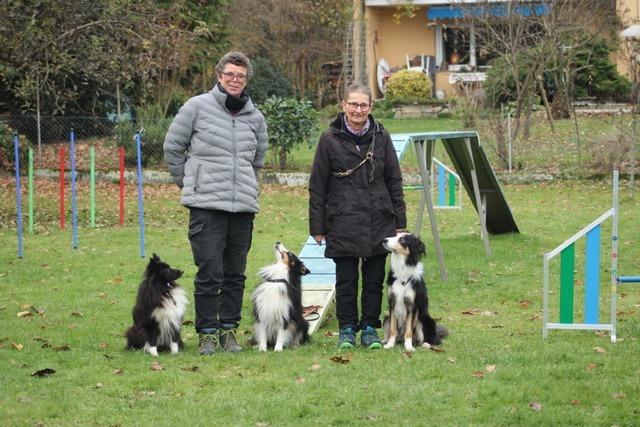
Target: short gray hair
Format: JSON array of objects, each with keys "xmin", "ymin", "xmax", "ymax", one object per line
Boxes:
[
  {"xmin": 215, "ymin": 51, "xmax": 253, "ymax": 78},
  {"xmin": 344, "ymin": 83, "xmax": 372, "ymax": 103}
]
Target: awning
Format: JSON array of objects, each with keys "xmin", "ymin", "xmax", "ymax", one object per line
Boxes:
[{"xmin": 427, "ymin": 3, "xmax": 550, "ymax": 20}]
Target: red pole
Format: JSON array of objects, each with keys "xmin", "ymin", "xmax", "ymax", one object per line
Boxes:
[
  {"xmin": 59, "ymin": 147, "xmax": 65, "ymax": 229},
  {"xmin": 119, "ymin": 147, "xmax": 125, "ymax": 226}
]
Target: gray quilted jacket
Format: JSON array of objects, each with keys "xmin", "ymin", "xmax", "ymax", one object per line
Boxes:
[{"xmin": 163, "ymin": 85, "xmax": 268, "ymax": 213}]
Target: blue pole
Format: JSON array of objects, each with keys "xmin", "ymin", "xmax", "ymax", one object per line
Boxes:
[
  {"xmin": 437, "ymin": 164, "xmax": 446, "ymax": 206},
  {"xmin": 70, "ymin": 130, "xmax": 78, "ymax": 249},
  {"xmin": 14, "ymin": 133, "xmax": 24, "ymax": 258},
  {"xmin": 135, "ymin": 132, "xmax": 145, "ymax": 258}
]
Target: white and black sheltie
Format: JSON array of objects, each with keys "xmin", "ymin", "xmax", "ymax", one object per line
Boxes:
[
  {"xmin": 251, "ymin": 242, "xmax": 311, "ymax": 352},
  {"xmin": 382, "ymin": 232, "xmax": 448, "ymax": 352},
  {"xmin": 125, "ymin": 253, "xmax": 188, "ymax": 356}
]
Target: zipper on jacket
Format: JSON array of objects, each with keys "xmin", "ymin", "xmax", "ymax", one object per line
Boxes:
[
  {"xmin": 194, "ymin": 164, "xmax": 202, "ymax": 192},
  {"xmin": 231, "ymin": 117, "xmax": 237, "ymax": 210}
]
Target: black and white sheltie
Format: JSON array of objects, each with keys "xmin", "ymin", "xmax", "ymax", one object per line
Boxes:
[
  {"xmin": 251, "ymin": 242, "xmax": 311, "ymax": 352},
  {"xmin": 125, "ymin": 253, "xmax": 188, "ymax": 356},
  {"xmin": 382, "ymin": 232, "xmax": 448, "ymax": 352}
]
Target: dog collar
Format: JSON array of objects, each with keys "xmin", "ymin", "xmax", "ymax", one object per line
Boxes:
[{"xmin": 267, "ymin": 279, "xmax": 289, "ymax": 285}]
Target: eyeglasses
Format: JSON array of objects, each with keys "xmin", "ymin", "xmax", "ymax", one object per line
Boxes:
[
  {"xmin": 220, "ymin": 71, "xmax": 248, "ymax": 81},
  {"xmin": 345, "ymin": 102, "xmax": 371, "ymax": 111}
]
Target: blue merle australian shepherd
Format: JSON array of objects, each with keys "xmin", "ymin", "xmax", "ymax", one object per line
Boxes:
[
  {"xmin": 382, "ymin": 232, "xmax": 448, "ymax": 352},
  {"xmin": 251, "ymin": 242, "xmax": 311, "ymax": 352}
]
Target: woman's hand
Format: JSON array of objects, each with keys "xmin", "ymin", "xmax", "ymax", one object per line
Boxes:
[{"xmin": 312, "ymin": 234, "xmax": 324, "ymax": 245}]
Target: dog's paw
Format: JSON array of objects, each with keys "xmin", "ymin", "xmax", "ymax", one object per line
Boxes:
[
  {"xmin": 258, "ymin": 345, "xmax": 268, "ymax": 352},
  {"xmin": 148, "ymin": 346, "xmax": 159, "ymax": 357},
  {"xmin": 404, "ymin": 345, "xmax": 416, "ymax": 352},
  {"xmin": 383, "ymin": 342, "xmax": 395, "ymax": 349},
  {"xmin": 274, "ymin": 345, "xmax": 284, "ymax": 352},
  {"xmin": 170, "ymin": 342, "xmax": 179, "ymax": 354}
]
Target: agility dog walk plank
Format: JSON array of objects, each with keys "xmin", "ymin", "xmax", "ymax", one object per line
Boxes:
[{"xmin": 299, "ymin": 236, "xmax": 335, "ymax": 335}]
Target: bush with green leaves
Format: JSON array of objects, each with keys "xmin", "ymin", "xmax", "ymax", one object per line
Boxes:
[
  {"xmin": 385, "ymin": 70, "xmax": 433, "ymax": 104},
  {"xmin": 246, "ymin": 57, "xmax": 293, "ymax": 106},
  {"xmin": 261, "ymin": 96, "xmax": 318, "ymax": 170},
  {"xmin": 572, "ymin": 37, "xmax": 632, "ymax": 102},
  {"xmin": 115, "ymin": 104, "xmax": 172, "ymax": 168}
]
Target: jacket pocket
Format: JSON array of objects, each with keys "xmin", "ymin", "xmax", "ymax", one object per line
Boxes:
[{"xmin": 193, "ymin": 164, "xmax": 202, "ymax": 192}]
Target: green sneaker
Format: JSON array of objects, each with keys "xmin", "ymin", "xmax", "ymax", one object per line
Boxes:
[
  {"xmin": 360, "ymin": 326, "xmax": 382, "ymax": 349},
  {"xmin": 338, "ymin": 327, "xmax": 356, "ymax": 350}
]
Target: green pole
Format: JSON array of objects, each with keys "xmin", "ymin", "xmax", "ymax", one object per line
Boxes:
[
  {"xmin": 90, "ymin": 146, "xmax": 95, "ymax": 227},
  {"xmin": 448, "ymin": 172, "xmax": 456, "ymax": 207},
  {"xmin": 28, "ymin": 147, "xmax": 34, "ymax": 233},
  {"xmin": 559, "ymin": 244, "xmax": 575, "ymax": 324}
]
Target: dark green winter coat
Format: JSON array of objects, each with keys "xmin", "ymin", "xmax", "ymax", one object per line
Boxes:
[{"xmin": 308, "ymin": 113, "xmax": 407, "ymax": 258}]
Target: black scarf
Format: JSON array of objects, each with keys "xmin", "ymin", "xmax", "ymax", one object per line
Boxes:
[{"xmin": 217, "ymin": 82, "xmax": 249, "ymax": 113}]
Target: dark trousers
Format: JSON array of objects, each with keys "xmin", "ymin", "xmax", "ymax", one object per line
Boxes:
[
  {"xmin": 333, "ymin": 254, "xmax": 387, "ymax": 331},
  {"xmin": 188, "ymin": 208, "xmax": 254, "ymax": 332}
]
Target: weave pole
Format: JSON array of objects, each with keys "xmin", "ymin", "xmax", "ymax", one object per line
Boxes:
[
  {"xmin": 90, "ymin": 146, "xmax": 95, "ymax": 227},
  {"xmin": 542, "ymin": 171, "xmax": 619, "ymax": 342},
  {"xmin": 59, "ymin": 147, "xmax": 65, "ymax": 229},
  {"xmin": 135, "ymin": 132, "xmax": 145, "ymax": 258},
  {"xmin": 28, "ymin": 147, "xmax": 34, "ymax": 234},
  {"xmin": 70, "ymin": 130, "xmax": 78, "ymax": 249},
  {"xmin": 14, "ymin": 133, "xmax": 24, "ymax": 258},
  {"xmin": 119, "ymin": 147, "xmax": 125, "ymax": 226}
]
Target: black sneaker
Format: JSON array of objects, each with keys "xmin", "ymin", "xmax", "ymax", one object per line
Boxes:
[
  {"xmin": 338, "ymin": 326, "xmax": 356, "ymax": 350},
  {"xmin": 360, "ymin": 326, "xmax": 382, "ymax": 349},
  {"xmin": 198, "ymin": 331, "xmax": 219, "ymax": 356},
  {"xmin": 219, "ymin": 328, "xmax": 243, "ymax": 353}
]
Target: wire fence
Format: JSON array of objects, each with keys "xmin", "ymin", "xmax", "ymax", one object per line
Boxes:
[{"xmin": 0, "ymin": 115, "xmax": 170, "ymax": 172}]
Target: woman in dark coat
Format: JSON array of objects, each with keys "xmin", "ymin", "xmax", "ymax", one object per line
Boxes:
[{"xmin": 308, "ymin": 84, "xmax": 407, "ymax": 349}]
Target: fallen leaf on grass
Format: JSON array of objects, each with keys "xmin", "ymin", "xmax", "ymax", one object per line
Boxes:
[
  {"xmin": 529, "ymin": 314, "xmax": 540, "ymax": 321},
  {"xmin": 447, "ymin": 357, "xmax": 456, "ymax": 363},
  {"xmin": 17, "ymin": 311, "xmax": 32, "ymax": 318},
  {"xmin": 181, "ymin": 366, "xmax": 199, "ymax": 372},
  {"xmin": 295, "ymin": 376, "xmax": 306, "ymax": 384},
  {"xmin": 52, "ymin": 345, "xmax": 70, "ymax": 352},
  {"xmin": 529, "ymin": 401, "xmax": 543, "ymax": 411},
  {"xmin": 429, "ymin": 346, "xmax": 445, "ymax": 353},
  {"xmin": 151, "ymin": 362, "xmax": 164, "ymax": 371},
  {"xmin": 108, "ymin": 277, "xmax": 123, "ymax": 285},
  {"xmin": 309, "ymin": 363, "xmax": 321, "ymax": 371},
  {"xmin": 472, "ymin": 371, "xmax": 484, "ymax": 378},
  {"xmin": 112, "ymin": 368, "xmax": 123, "ymax": 375},
  {"xmin": 70, "ymin": 312, "xmax": 83, "ymax": 317},
  {"xmin": 31, "ymin": 368, "xmax": 56, "ymax": 377},
  {"xmin": 182, "ymin": 320, "xmax": 194, "ymax": 326},
  {"xmin": 519, "ymin": 300, "xmax": 531, "ymax": 308},
  {"xmin": 586, "ymin": 363, "xmax": 598, "ymax": 371},
  {"xmin": 11, "ymin": 342, "xmax": 23, "ymax": 351},
  {"xmin": 329, "ymin": 355, "xmax": 350, "ymax": 364},
  {"xmin": 103, "ymin": 354, "xmax": 113, "ymax": 359},
  {"xmin": 402, "ymin": 351, "xmax": 413, "ymax": 358},
  {"xmin": 613, "ymin": 392, "xmax": 626, "ymax": 399},
  {"xmin": 462, "ymin": 309, "xmax": 482, "ymax": 315},
  {"xmin": 324, "ymin": 331, "xmax": 338, "ymax": 337},
  {"xmin": 570, "ymin": 399, "xmax": 580, "ymax": 406},
  {"xmin": 99, "ymin": 342, "xmax": 108, "ymax": 349},
  {"xmin": 593, "ymin": 346, "xmax": 606, "ymax": 354},
  {"xmin": 95, "ymin": 383, "xmax": 103, "ymax": 389},
  {"xmin": 486, "ymin": 364, "xmax": 496, "ymax": 373}
]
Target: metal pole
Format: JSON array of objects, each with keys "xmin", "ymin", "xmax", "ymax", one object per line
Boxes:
[
  {"xmin": 14, "ymin": 133, "xmax": 24, "ymax": 258},
  {"xmin": 611, "ymin": 170, "xmax": 619, "ymax": 343},
  {"xmin": 70, "ymin": 130, "xmax": 78, "ymax": 249},
  {"xmin": 135, "ymin": 132, "xmax": 145, "ymax": 258}
]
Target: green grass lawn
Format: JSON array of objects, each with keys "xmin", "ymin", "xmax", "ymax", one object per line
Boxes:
[{"xmin": 1, "ymin": 176, "xmax": 639, "ymax": 426}]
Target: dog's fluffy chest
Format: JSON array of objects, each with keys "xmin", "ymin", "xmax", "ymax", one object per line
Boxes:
[
  {"xmin": 151, "ymin": 286, "xmax": 188, "ymax": 325},
  {"xmin": 252, "ymin": 281, "xmax": 292, "ymax": 325}
]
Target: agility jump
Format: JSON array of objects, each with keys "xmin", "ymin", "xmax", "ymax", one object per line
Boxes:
[{"xmin": 542, "ymin": 170, "xmax": 639, "ymax": 343}]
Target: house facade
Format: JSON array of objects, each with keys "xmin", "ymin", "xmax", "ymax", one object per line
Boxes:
[{"xmin": 363, "ymin": 0, "xmax": 639, "ymax": 99}]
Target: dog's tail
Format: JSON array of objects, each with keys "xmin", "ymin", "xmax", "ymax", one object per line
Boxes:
[{"xmin": 436, "ymin": 324, "xmax": 449, "ymax": 340}]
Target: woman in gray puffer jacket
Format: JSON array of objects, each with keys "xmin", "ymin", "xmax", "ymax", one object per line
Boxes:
[
  {"xmin": 309, "ymin": 84, "xmax": 407, "ymax": 350},
  {"xmin": 164, "ymin": 51, "xmax": 268, "ymax": 356}
]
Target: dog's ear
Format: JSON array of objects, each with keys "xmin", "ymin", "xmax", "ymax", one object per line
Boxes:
[
  {"xmin": 151, "ymin": 253, "xmax": 160, "ymax": 263},
  {"xmin": 417, "ymin": 239, "xmax": 426, "ymax": 258}
]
